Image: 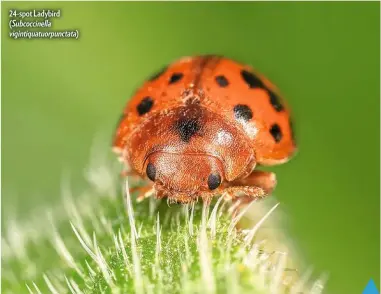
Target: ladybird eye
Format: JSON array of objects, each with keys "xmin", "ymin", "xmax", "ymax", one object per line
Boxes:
[
  {"xmin": 146, "ymin": 163, "xmax": 156, "ymax": 181},
  {"xmin": 207, "ymin": 173, "xmax": 221, "ymax": 190}
]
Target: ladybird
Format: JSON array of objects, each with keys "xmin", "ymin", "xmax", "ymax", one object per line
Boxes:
[{"xmin": 112, "ymin": 55, "xmax": 297, "ymax": 204}]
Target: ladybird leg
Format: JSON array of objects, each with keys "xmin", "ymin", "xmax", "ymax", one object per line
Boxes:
[
  {"xmin": 221, "ymin": 190, "xmax": 235, "ymax": 202},
  {"xmin": 229, "ymin": 171, "xmax": 277, "ymax": 195},
  {"xmin": 224, "ymin": 186, "xmax": 267, "ymax": 202},
  {"xmin": 120, "ymin": 169, "xmax": 143, "ymax": 183},
  {"xmin": 120, "ymin": 170, "xmax": 139, "ymax": 177},
  {"xmin": 129, "ymin": 185, "xmax": 155, "ymax": 202},
  {"xmin": 223, "ymin": 186, "xmax": 267, "ymax": 218},
  {"xmin": 120, "ymin": 170, "xmax": 134, "ymax": 177},
  {"xmin": 137, "ymin": 187, "xmax": 155, "ymax": 202}
]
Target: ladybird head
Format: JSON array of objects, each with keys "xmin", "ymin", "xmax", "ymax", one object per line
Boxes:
[
  {"xmin": 123, "ymin": 102, "xmax": 256, "ymax": 198},
  {"xmin": 143, "ymin": 151, "xmax": 225, "ymax": 196}
]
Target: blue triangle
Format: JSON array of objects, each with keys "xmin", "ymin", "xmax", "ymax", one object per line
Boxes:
[{"xmin": 363, "ymin": 279, "xmax": 379, "ymax": 294}]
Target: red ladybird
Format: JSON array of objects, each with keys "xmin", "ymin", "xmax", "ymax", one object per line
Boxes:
[{"xmin": 112, "ymin": 55, "xmax": 297, "ymax": 204}]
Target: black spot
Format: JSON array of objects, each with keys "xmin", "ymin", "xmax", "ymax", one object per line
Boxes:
[
  {"xmin": 149, "ymin": 66, "xmax": 167, "ymax": 81},
  {"xmin": 173, "ymin": 105, "xmax": 204, "ymax": 142},
  {"xmin": 234, "ymin": 104, "xmax": 253, "ymax": 121},
  {"xmin": 208, "ymin": 173, "xmax": 221, "ymax": 190},
  {"xmin": 270, "ymin": 124, "xmax": 282, "ymax": 143},
  {"xmin": 241, "ymin": 69, "xmax": 264, "ymax": 89},
  {"xmin": 215, "ymin": 75, "xmax": 229, "ymax": 87},
  {"xmin": 137, "ymin": 97, "xmax": 154, "ymax": 116},
  {"xmin": 289, "ymin": 119, "xmax": 296, "ymax": 143},
  {"xmin": 169, "ymin": 73, "xmax": 183, "ymax": 84},
  {"xmin": 268, "ymin": 90, "xmax": 284, "ymax": 112},
  {"xmin": 146, "ymin": 163, "xmax": 156, "ymax": 181},
  {"xmin": 174, "ymin": 117, "xmax": 201, "ymax": 143}
]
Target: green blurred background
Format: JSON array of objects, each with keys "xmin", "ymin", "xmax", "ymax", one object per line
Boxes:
[{"xmin": 2, "ymin": 2, "xmax": 379, "ymax": 293}]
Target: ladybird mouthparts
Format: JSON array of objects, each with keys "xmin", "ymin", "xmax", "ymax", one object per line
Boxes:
[{"xmin": 143, "ymin": 151, "xmax": 225, "ymax": 194}]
